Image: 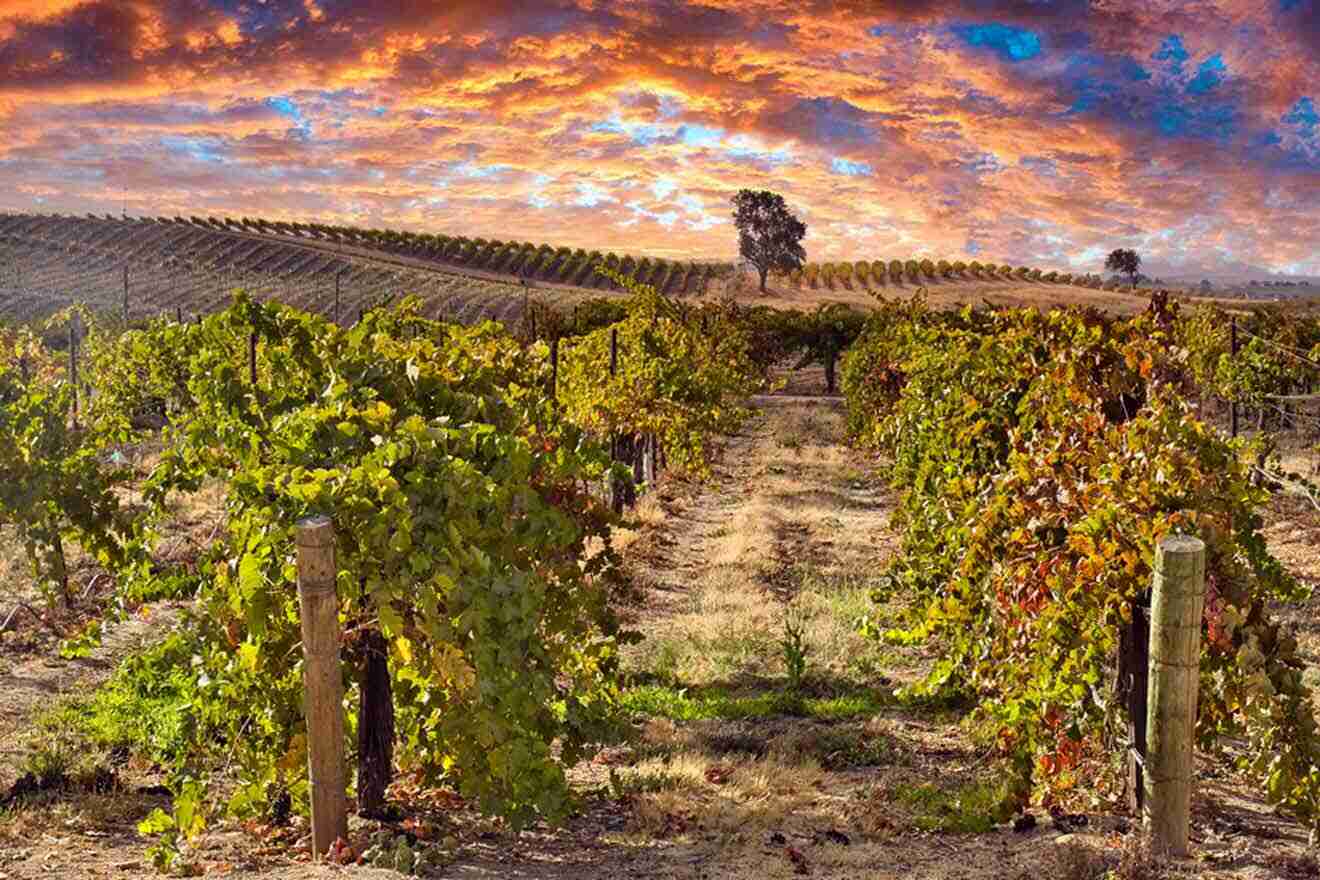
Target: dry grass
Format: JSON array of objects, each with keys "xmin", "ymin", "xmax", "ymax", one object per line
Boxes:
[{"xmin": 623, "ymin": 402, "xmax": 898, "ymax": 690}]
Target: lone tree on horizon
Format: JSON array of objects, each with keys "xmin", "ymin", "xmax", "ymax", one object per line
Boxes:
[
  {"xmin": 1105, "ymin": 248, "xmax": 1142, "ymax": 286},
  {"xmin": 732, "ymin": 189, "xmax": 807, "ymax": 293}
]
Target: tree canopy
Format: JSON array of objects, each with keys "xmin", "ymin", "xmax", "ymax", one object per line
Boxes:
[
  {"xmin": 1105, "ymin": 248, "xmax": 1141, "ymax": 285},
  {"xmin": 731, "ymin": 190, "xmax": 807, "ymax": 293}
]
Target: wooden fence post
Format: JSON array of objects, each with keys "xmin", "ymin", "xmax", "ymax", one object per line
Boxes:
[
  {"xmin": 296, "ymin": 516, "xmax": 348, "ymax": 858},
  {"xmin": 643, "ymin": 433, "xmax": 656, "ymax": 485},
  {"xmin": 123, "ymin": 264, "xmax": 129, "ymax": 324},
  {"xmin": 1144, "ymin": 534, "xmax": 1206, "ymax": 858}
]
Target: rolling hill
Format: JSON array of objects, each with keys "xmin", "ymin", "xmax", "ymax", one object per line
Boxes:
[{"xmin": 0, "ymin": 212, "xmax": 1210, "ymax": 326}]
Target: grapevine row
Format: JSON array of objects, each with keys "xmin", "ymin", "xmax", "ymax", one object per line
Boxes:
[{"xmin": 778, "ymin": 258, "xmax": 1107, "ymax": 291}]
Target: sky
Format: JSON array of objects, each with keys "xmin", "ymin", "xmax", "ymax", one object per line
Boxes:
[{"xmin": 1, "ymin": 1, "xmax": 1318, "ymax": 280}]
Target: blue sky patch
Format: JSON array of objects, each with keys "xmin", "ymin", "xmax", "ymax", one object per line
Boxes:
[
  {"xmin": 266, "ymin": 96, "xmax": 299, "ymax": 119},
  {"xmin": 1153, "ymin": 35, "xmax": 1189, "ymax": 73},
  {"xmin": 160, "ymin": 135, "xmax": 226, "ymax": 164},
  {"xmin": 830, "ymin": 157, "xmax": 872, "ymax": 176},
  {"xmin": 679, "ymin": 124, "xmax": 724, "ymax": 147},
  {"xmin": 591, "ymin": 116, "xmax": 668, "ymax": 146},
  {"xmin": 1284, "ymin": 97, "xmax": 1318, "ymax": 135},
  {"xmin": 953, "ymin": 23, "xmax": 1042, "ymax": 62},
  {"xmin": 574, "ymin": 182, "xmax": 615, "ymax": 208},
  {"xmin": 1186, "ymin": 54, "xmax": 1225, "ymax": 95}
]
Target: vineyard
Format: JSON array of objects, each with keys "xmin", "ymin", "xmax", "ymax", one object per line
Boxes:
[
  {"xmin": 0, "ymin": 212, "xmax": 1153, "ymax": 330},
  {"xmin": 3, "ymin": 266, "xmax": 1320, "ymax": 877},
  {"xmin": 0, "ymin": 213, "xmax": 730, "ymax": 327},
  {"xmin": 776, "ymin": 257, "xmax": 1105, "ymax": 292}
]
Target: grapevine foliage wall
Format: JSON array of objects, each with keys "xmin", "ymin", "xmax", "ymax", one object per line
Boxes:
[{"xmin": 841, "ymin": 294, "xmax": 1320, "ymax": 825}]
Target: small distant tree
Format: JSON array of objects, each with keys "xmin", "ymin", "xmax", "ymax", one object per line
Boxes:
[
  {"xmin": 732, "ymin": 190, "xmax": 807, "ymax": 293},
  {"xmin": 1105, "ymin": 248, "xmax": 1141, "ymax": 286},
  {"xmin": 854, "ymin": 261, "xmax": 871, "ymax": 287}
]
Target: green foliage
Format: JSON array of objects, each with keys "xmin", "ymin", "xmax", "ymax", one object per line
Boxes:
[
  {"xmin": 138, "ymin": 778, "xmax": 207, "ymax": 873},
  {"xmin": 557, "ymin": 268, "xmax": 765, "ymax": 476},
  {"xmin": 88, "ymin": 293, "xmax": 628, "ymax": 828},
  {"xmin": 1106, "ymin": 248, "xmax": 1142, "ymax": 284},
  {"xmin": 780, "ymin": 609, "xmax": 810, "ymax": 691},
  {"xmin": 56, "ymin": 633, "xmax": 200, "ymax": 763},
  {"xmin": 1179, "ymin": 305, "xmax": 1320, "ymax": 407},
  {"xmin": 620, "ymin": 684, "xmax": 887, "ymax": 722},
  {"xmin": 892, "ymin": 778, "xmax": 1016, "ymax": 833},
  {"xmin": 0, "ymin": 318, "xmax": 140, "ymax": 606},
  {"xmin": 841, "ymin": 295, "xmax": 1320, "ymax": 826}
]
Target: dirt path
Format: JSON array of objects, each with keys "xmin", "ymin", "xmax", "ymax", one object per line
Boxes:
[{"xmin": 444, "ymin": 395, "xmax": 1100, "ymax": 879}]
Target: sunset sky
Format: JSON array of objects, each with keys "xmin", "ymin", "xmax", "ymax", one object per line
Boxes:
[{"xmin": 1, "ymin": 1, "xmax": 1317, "ymax": 279}]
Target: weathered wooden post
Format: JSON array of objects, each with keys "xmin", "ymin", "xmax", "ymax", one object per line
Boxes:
[
  {"xmin": 123, "ymin": 264, "xmax": 129, "ymax": 324},
  {"xmin": 642, "ymin": 433, "xmax": 656, "ymax": 485},
  {"xmin": 1144, "ymin": 534, "xmax": 1206, "ymax": 858},
  {"xmin": 176, "ymin": 306, "xmax": 183, "ymax": 324},
  {"xmin": 296, "ymin": 516, "xmax": 348, "ymax": 858}
]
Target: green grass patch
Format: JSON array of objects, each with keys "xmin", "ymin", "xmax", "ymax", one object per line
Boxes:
[
  {"xmin": 891, "ymin": 778, "xmax": 1015, "ymax": 833},
  {"xmin": 621, "ymin": 683, "xmax": 888, "ymax": 722},
  {"xmin": 805, "ymin": 727, "xmax": 909, "ymax": 769},
  {"xmin": 37, "ymin": 631, "xmax": 198, "ymax": 766}
]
